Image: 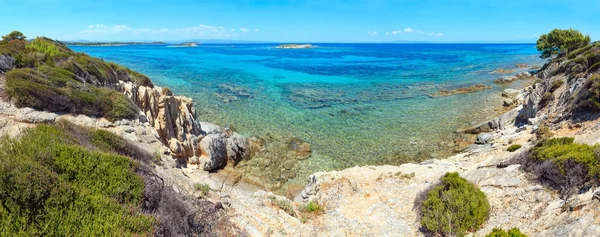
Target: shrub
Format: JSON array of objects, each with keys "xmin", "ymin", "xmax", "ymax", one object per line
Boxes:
[
  {"xmin": 2, "ymin": 31, "xmax": 26, "ymax": 41},
  {"xmin": 6, "ymin": 67, "xmax": 138, "ymax": 121},
  {"xmin": 486, "ymin": 227, "xmax": 528, "ymax": 237},
  {"xmin": 194, "ymin": 183, "xmax": 211, "ymax": 196},
  {"xmin": 304, "ymin": 201, "xmax": 324, "ymax": 213},
  {"xmin": 537, "ymin": 29, "xmax": 591, "ymax": 59},
  {"xmin": 0, "ymin": 124, "xmax": 154, "ymax": 236},
  {"xmin": 575, "ymin": 74, "xmax": 600, "ymax": 112},
  {"xmin": 550, "ymin": 80, "xmax": 564, "ymax": 92},
  {"xmin": 420, "ymin": 172, "xmax": 490, "ymax": 236},
  {"xmin": 518, "ymin": 137, "xmax": 600, "ymax": 198},
  {"xmin": 269, "ymin": 196, "xmax": 296, "ymax": 217},
  {"xmin": 539, "ymin": 92, "xmax": 555, "ymax": 108},
  {"xmin": 507, "ymin": 144, "xmax": 522, "ymax": 152}
]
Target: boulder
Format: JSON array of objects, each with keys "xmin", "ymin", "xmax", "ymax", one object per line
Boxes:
[
  {"xmin": 475, "ymin": 133, "xmax": 493, "ymax": 144},
  {"xmin": 503, "ymin": 99, "xmax": 514, "ymax": 107},
  {"xmin": 502, "ymin": 89, "xmax": 521, "ymax": 99},
  {"xmin": 288, "ymin": 137, "xmax": 312, "ymax": 159},
  {"xmin": 226, "ymin": 133, "xmax": 250, "ymax": 165},
  {"xmin": 199, "ymin": 134, "xmax": 227, "ymax": 171},
  {"xmin": 0, "ymin": 55, "xmax": 15, "ymax": 73}
]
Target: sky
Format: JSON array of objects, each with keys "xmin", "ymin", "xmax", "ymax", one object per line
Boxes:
[{"xmin": 0, "ymin": 0, "xmax": 598, "ymax": 43}]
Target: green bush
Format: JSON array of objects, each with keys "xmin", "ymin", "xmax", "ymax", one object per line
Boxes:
[
  {"xmin": 537, "ymin": 29, "xmax": 591, "ymax": 59},
  {"xmin": 531, "ymin": 137, "xmax": 600, "ymax": 177},
  {"xmin": 507, "ymin": 144, "xmax": 522, "ymax": 152},
  {"xmin": 194, "ymin": 183, "xmax": 211, "ymax": 196},
  {"xmin": 540, "ymin": 92, "xmax": 555, "ymax": 108},
  {"xmin": 420, "ymin": 172, "xmax": 490, "ymax": 236},
  {"xmin": 0, "ymin": 124, "xmax": 154, "ymax": 236},
  {"xmin": 550, "ymin": 80, "xmax": 564, "ymax": 92},
  {"xmin": 3, "ymin": 32, "xmax": 155, "ymax": 121},
  {"xmin": 269, "ymin": 196, "xmax": 296, "ymax": 217},
  {"xmin": 486, "ymin": 227, "xmax": 528, "ymax": 237},
  {"xmin": 6, "ymin": 68, "xmax": 138, "ymax": 121},
  {"xmin": 303, "ymin": 201, "xmax": 324, "ymax": 213}
]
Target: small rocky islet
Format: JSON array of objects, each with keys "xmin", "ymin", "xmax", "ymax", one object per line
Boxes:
[{"xmin": 2, "ymin": 28, "xmax": 600, "ymax": 236}]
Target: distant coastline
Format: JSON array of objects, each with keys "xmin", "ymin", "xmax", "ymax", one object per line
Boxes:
[
  {"xmin": 276, "ymin": 44, "xmax": 315, "ymax": 49},
  {"xmin": 63, "ymin": 41, "xmax": 167, "ymax": 46}
]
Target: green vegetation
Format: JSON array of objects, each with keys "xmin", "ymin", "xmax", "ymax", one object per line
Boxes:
[
  {"xmin": 536, "ymin": 29, "xmax": 591, "ymax": 59},
  {"xmin": 531, "ymin": 137, "xmax": 600, "ymax": 178},
  {"xmin": 575, "ymin": 74, "xmax": 600, "ymax": 112},
  {"xmin": 5, "ymin": 68, "xmax": 138, "ymax": 121},
  {"xmin": 485, "ymin": 227, "xmax": 528, "ymax": 237},
  {"xmin": 507, "ymin": 144, "xmax": 522, "ymax": 152},
  {"xmin": 540, "ymin": 92, "xmax": 554, "ymax": 108},
  {"xmin": 0, "ymin": 32, "xmax": 154, "ymax": 121},
  {"xmin": 269, "ymin": 196, "xmax": 296, "ymax": 217},
  {"xmin": 304, "ymin": 201, "xmax": 324, "ymax": 213},
  {"xmin": 194, "ymin": 183, "xmax": 211, "ymax": 196},
  {"xmin": 518, "ymin": 137, "xmax": 600, "ymax": 198},
  {"xmin": 420, "ymin": 172, "xmax": 490, "ymax": 237},
  {"xmin": 550, "ymin": 80, "xmax": 564, "ymax": 92},
  {"xmin": 2, "ymin": 30, "xmax": 26, "ymax": 41},
  {"xmin": 0, "ymin": 123, "xmax": 154, "ymax": 236}
]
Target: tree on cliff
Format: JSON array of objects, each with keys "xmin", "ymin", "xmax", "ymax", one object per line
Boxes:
[
  {"xmin": 2, "ymin": 31, "xmax": 26, "ymax": 42},
  {"xmin": 536, "ymin": 29, "xmax": 590, "ymax": 59}
]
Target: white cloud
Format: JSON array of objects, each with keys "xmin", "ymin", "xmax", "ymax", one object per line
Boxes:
[
  {"xmin": 254, "ymin": 28, "xmax": 260, "ymax": 32},
  {"xmin": 428, "ymin": 32, "xmax": 444, "ymax": 36},
  {"xmin": 88, "ymin": 24, "xmax": 106, "ymax": 29},
  {"xmin": 78, "ymin": 24, "xmax": 259, "ymax": 40},
  {"xmin": 386, "ymin": 32, "xmax": 390, "ymax": 35},
  {"xmin": 368, "ymin": 31, "xmax": 379, "ymax": 36},
  {"xmin": 403, "ymin": 27, "xmax": 413, "ymax": 33},
  {"xmin": 391, "ymin": 30, "xmax": 403, "ymax": 35}
]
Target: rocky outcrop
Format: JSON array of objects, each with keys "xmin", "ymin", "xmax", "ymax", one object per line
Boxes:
[
  {"xmin": 0, "ymin": 55, "xmax": 15, "ymax": 73},
  {"xmin": 120, "ymin": 82, "xmax": 252, "ymax": 171},
  {"xmin": 429, "ymin": 84, "xmax": 491, "ymax": 97}
]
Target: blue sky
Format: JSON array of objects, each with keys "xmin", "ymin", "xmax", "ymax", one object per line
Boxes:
[{"xmin": 0, "ymin": 0, "xmax": 598, "ymax": 43}]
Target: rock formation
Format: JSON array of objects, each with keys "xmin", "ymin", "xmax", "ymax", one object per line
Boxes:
[{"xmin": 120, "ymin": 81, "xmax": 252, "ymax": 171}]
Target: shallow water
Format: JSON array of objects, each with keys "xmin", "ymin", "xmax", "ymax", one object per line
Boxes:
[{"xmin": 71, "ymin": 43, "xmax": 544, "ymax": 187}]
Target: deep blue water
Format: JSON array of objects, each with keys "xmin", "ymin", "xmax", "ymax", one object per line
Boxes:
[{"xmin": 71, "ymin": 43, "xmax": 544, "ymax": 177}]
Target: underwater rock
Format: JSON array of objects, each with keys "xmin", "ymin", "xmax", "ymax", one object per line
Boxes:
[
  {"xmin": 288, "ymin": 137, "xmax": 312, "ymax": 160},
  {"xmin": 429, "ymin": 84, "xmax": 491, "ymax": 97}
]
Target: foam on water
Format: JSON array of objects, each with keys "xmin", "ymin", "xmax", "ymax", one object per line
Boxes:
[{"xmin": 71, "ymin": 43, "xmax": 545, "ymax": 187}]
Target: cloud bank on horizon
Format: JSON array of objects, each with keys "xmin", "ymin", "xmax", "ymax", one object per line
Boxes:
[{"xmin": 78, "ymin": 24, "xmax": 260, "ymax": 40}]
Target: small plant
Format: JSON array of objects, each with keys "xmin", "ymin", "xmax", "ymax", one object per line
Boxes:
[
  {"xmin": 550, "ymin": 80, "xmax": 564, "ymax": 92},
  {"xmin": 539, "ymin": 92, "xmax": 554, "ymax": 108},
  {"xmin": 269, "ymin": 196, "xmax": 296, "ymax": 217},
  {"xmin": 194, "ymin": 183, "xmax": 211, "ymax": 196},
  {"xmin": 419, "ymin": 172, "xmax": 490, "ymax": 237},
  {"xmin": 304, "ymin": 201, "xmax": 324, "ymax": 213},
  {"xmin": 535, "ymin": 124, "xmax": 553, "ymax": 140},
  {"xmin": 153, "ymin": 151, "xmax": 162, "ymax": 164},
  {"xmin": 485, "ymin": 227, "xmax": 528, "ymax": 237},
  {"xmin": 507, "ymin": 144, "xmax": 522, "ymax": 152}
]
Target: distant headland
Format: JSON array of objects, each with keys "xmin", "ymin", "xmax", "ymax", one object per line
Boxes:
[{"xmin": 276, "ymin": 44, "xmax": 315, "ymax": 49}]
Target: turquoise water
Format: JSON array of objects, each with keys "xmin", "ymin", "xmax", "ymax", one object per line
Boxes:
[{"xmin": 71, "ymin": 43, "xmax": 544, "ymax": 187}]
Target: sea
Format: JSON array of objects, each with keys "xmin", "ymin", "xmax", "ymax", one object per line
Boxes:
[{"xmin": 71, "ymin": 43, "xmax": 545, "ymax": 187}]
